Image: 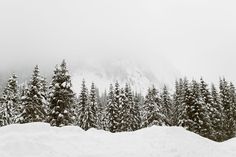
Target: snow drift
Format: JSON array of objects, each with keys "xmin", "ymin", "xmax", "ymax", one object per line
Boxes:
[{"xmin": 0, "ymin": 123, "xmax": 235, "ymax": 157}]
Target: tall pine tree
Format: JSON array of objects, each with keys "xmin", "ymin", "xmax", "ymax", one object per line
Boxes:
[
  {"xmin": 106, "ymin": 84, "xmax": 116, "ymax": 132},
  {"xmin": 125, "ymin": 84, "xmax": 141, "ymax": 131},
  {"xmin": 18, "ymin": 65, "xmax": 47, "ymax": 123},
  {"xmin": 198, "ymin": 78, "xmax": 214, "ymax": 138},
  {"xmin": 48, "ymin": 60, "xmax": 75, "ymax": 127},
  {"xmin": 77, "ymin": 79, "xmax": 90, "ymax": 130},
  {"xmin": 219, "ymin": 78, "xmax": 235, "ymax": 140},
  {"xmin": 211, "ymin": 84, "xmax": 224, "ymax": 141},
  {"xmin": 0, "ymin": 74, "xmax": 19, "ymax": 126},
  {"xmin": 88, "ymin": 82, "xmax": 98, "ymax": 129},
  {"xmin": 160, "ymin": 85, "xmax": 173, "ymax": 126},
  {"xmin": 142, "ymin": 86, "xmax": 163, "ymax": 127}
]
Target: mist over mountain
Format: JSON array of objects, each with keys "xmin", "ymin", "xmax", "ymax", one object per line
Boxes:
[
  {"xmin": 0, "ymin": 55, "xmax": 180, "ymax": 95},
  {"xmin": 71, "ymin": 57, "xmax": 180, "ymax": 94}
]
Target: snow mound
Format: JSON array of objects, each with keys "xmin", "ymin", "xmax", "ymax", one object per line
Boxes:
[{"xmin": 0, "ymin": 123, "xmax": 234, "ymax": 157}]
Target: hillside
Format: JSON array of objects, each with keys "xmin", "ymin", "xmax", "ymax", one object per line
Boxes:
[
  {"xmin": 71, "ymin": 58, "xmax": 180, "ymax": 94},
  {"xmin": 0, "ymin": 123, "xmax": 234, "ymax": 157}
]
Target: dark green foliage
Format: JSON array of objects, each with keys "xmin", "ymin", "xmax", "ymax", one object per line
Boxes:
[
  {"xmin": 211, "ymin": 84, "xmax": 224, "ymax": 141},
  {"xmin": 77, "ymin": 79, "xmax": 90, "ymax": 130},
  {"xmin": 172, "ymin": 79, "xmax": 184, "ymax": 126},
  {"xmin": 18, "ymin": 65, "xmax": 47, "ymax": 123},
  {"xmin": 219, "ymin": 78, "xmax": 236, "ymax": 140},
  {"xmin": 77, "ymin": 81, "xmax": 98, "ymax": 130},
  {"xmin": 125, "ymin": 84, "xmax": 141, "ymax": 131},
  {"xmin": 160, "ymin": 85, "xmax": 173, "ymax": 126},
  {"xmin": 142, "ymin": 86, "xmax": 164, "ymax": 128},
  {"xmin": 106, "ymin": 84, "xmax": 116, "ymax": 132},
  {"xmin": 48, "ymin": 60, "xmax": 75, "ymax": 127},
  {"xmin": 0, "ymin": 74, "xmax": 19, "ymax": 126}
]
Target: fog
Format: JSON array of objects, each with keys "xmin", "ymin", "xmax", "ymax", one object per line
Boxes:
[{"xmin": 0, "ymin": 0, "xmax": 236, "ymax": 84}]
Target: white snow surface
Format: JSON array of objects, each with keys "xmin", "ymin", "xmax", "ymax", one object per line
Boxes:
[{"xmin": 0, "ymin": 123, "xmax": 235, "ymax": 157}]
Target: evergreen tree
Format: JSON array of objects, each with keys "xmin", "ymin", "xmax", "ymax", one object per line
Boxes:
[
  {"xmin": 135, "ymin": 92, "xmax": 144, "ymax": 126},
  {"xmin": 109, "ymin": 81, "xmax": 126, "ymax": 132},
  {"xmin": 99, "ymin": 89, "xmax": 107, "ymax": 130},
  {"xmin": 186, "ymin": 80, "xmax": 203, "ymax": 134},
  {"xmin": 18, "ymin": 65, "xmax": 47, "ymax": 123},
  {"xmin": 198, "ymin": 78, "xmax": 214, "ymax": 138},
  {"xmin": 40, "ymin": 76, "xmax": 49, "ymax": 114},
  {"xmin": 77, "ymin": 79, "xmax": 90, "ymax": 130},
  {"xmin": 228, "ymin": 82, "xmax": 236, "ymax": 137},
  {"xmin": 89, "ymin": 82, "xmax": 98, "ymax": 128},
  {"xmin": 160, "ymin": 85, "xmax": 172, "ymax": 126},
  {"xmin": 172, "ymin": 79, "xmax": 184, "ymax": 126},
  {"xmin": 219, "ymin": 78, "xmax": 235, "ymax": 140},
  {"xmin": 0, "ymin": 74, "xmax": 19, "ymax": 126},
  {"xmin": 125, "ymin": 84, "xmax": 141, "ymax": 131},
  {"xmin": 179, "ymin": 78, "xmax": 190, "ymax": 127},
  {"xmin": 211, "ymin": 84, "xmax": 224, "ymax": 141},
  {"xmin": 183, "ymin": 80, "xmax": 211, "ymax": 138},
  {"xmin": 142, "ymin": 86, "xmax": 163, "ymax": 127},
  {"xmin": 118, "ymin": 87, "xmax": 129, "ymax": 131},
  {"xmin": 48, "ymin": 60, "xmax": 75, "ymax": 127},
  {"xmin": 106, "ymin": 84, "xmax": 116, "ymax": 132}
]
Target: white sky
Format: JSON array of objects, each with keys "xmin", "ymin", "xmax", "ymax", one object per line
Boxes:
[{"xmin": 0, "ymin": 0, "xmax": 236, "ymax": 83}]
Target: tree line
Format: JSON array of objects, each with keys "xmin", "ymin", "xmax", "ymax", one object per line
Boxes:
[{"xmin": 0, "ymin": 60, "xmax": 236, "ymax": 142}]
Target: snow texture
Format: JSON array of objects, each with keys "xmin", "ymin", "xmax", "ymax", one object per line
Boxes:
[{"xmin": 0, "ymin": 123, "xmax": 235, "ymax": 157}]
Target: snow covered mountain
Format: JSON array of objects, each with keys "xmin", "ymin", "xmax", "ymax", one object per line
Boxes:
[
  {"xmin": 0, "ymin": 123, "xmax": 235, "ymax": 157},
  {"xmin": 0, "ymin": 55, "xmax": 180, "ymax": 95},
  {"xmin": 71, "ymin": 57, "xmax": 180, "ymax": 95}
]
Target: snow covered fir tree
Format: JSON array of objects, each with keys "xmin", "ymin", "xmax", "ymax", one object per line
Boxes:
[
  {"xmin": 1, "ymin": 60, "xmax": 236, "ymax": 142},
  {"xmin": 0, "ymin": 74, "xmax": 19, "ymax": 126},
  {"xmin": 17, "ymin": 65, "xmax": 47, "ymax": 123},
  {"xmin": 47, "ymin": 60, "xmax": 76, "ymax": 127}
]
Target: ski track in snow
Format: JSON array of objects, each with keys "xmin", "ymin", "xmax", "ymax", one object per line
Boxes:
[{"xmin": 0, "ymin": 123, "xmax": 234, "ymax": 157}]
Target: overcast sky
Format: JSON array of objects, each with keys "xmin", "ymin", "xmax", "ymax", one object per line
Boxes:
[{"xmin": 0, "ymin": 0, "xmax": 236, "ymax": 83}]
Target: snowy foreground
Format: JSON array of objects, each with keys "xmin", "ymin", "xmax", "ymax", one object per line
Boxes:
[{"xmin": 0, "ymin": 123, "xmax": 235, "ymax": 157}]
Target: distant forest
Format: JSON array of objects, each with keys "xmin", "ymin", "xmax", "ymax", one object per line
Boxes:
[{"xmin": 0, "ymin": 60, "xmax": 235, "ymax": 142}]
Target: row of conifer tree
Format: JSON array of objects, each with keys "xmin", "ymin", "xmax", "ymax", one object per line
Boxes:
[{"xmin": 0, "ymin": 60, "xmax": 236, "ymax": 142}]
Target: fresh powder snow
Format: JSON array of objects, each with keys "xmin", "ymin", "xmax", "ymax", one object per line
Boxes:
[{"xmin": 0, "ymin": 123, "xmax": 234, "ymax": 157}]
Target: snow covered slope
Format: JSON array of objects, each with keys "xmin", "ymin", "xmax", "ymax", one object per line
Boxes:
[
  {"xmin": 0, "ymin": 123, "xmax": 235, "ymax": 157},
  {"xmin": 71, "ymin": 57, "xmax": 180, "ymax": 95}
]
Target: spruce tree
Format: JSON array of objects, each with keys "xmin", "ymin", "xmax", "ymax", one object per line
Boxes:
[
  {"xmin": 134, "ymin": 92, "xmax": 144, "ymax": 128},
  {"xmin": 95, "ymin": 87, "xmax": 103, "ymax": 130},
  {"xmin": 198, "ymin": 78, "xmax": 214, "ymax": 138},
  {"xmin": 125, "ymin": 84, "xmax": 141, "ymax": 131},
  {"xmin": 18, "ymin": 65, "xmax": 47, "ymax": 123},
  {"xmin": 89, "ymin": 82, "xmax": 98, "ymax": 128},
  {"xmin": 99, "ymin": 89, "xmax": 107, "ymax": 130},
  {"xmin": 77, "ymin": 79, "xmax": 90, "ymax": 130},
  {"xmin": 106, "ymin": 84, "xmax": 116, "ymax": 132},
  {"xmin": 110, "ymin": 81, "xmax": 125, "ymax": 132},
  {"xmin": 119, "ymin": 87, "xmax": 129, "ymax": 131},
  {"xmin": 160, "ymin": 85, "xmax": 172, "ymax": 126},
  {"xmin": 180, "ymin": 78, "xmax": 193, "ymax": 128},
  {"xmin": 172, "ymin": 79, "xmax": 184, "ymax": 126},
  {"xmin": 184, "ymin": 80, "xmax": 211, "ymax": 137},
  {"xmin": 219, "ymin": 78, "xmax": 235, "ymax": 140},
  {"xmin": 211, "ymin": 84, "xmax": 224, "ymax": 141},
  {"xmin": 142, "ymin": 86, "xmax": 163, "ymax": 127},
  {"xmin": 0, "ymin": 74, "xmax": 19, "ymax": 126},
  {"xmin": 228, "ymin": 82, "xmax": 236, "ymax": 137},
  {"xmin": 48, "ymin": 60, "xmax": 75, "ymax": 127}
]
